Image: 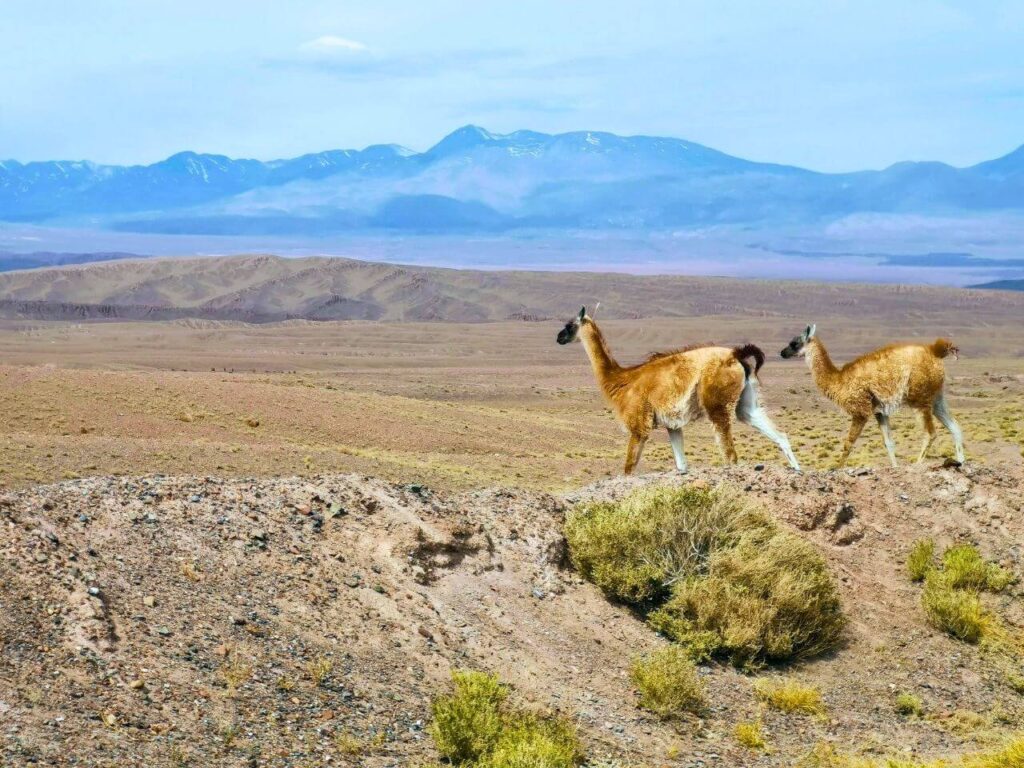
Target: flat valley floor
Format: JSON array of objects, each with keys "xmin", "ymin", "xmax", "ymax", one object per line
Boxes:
[{"xmin": 1, "ymin": 315, "xmax": 1022, "ymax": 492}]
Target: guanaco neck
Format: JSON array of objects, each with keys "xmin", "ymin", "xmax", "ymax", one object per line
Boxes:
[
  {"xmin": 805, "ymin": 337, "xmax": 842, "ymax": 400},
  {"xmin": 579, "ymin": 319, "xmax": 622, "ymax": 392}
]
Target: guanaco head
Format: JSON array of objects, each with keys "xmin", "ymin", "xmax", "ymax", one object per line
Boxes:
[
  {"xmin": 556, "ymin": 306, "xmax": 587, "ymax": 345},
  {"xmin": 780, "ymin": 324, "xmax": 816, "ymax": 358}
]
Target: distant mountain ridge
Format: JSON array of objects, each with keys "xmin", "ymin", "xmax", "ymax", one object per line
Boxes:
[{"xmin": 2, "ymin": 126, "xmax": 1023, "ymax": 233}]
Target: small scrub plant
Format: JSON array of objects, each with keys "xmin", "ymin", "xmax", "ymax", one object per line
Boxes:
[
  {"xmin": 305, "ymin": 654, "xmax": 333, "ymax": 687},
  {"xmin": 429, "ymin": 669, "xmax": 582, "ymax": 768},
  {"xmin": 566, "ymin": 485, "xmax": 845, "ymax": 668},
  {"xmin": 906, "ymin": 539, "xmax": 935, "ymax": 582},
  {"xmin": 754, "ymin": 678, "xmax": 824, "ymax": 716},
  {"xmin": 912, "ymin": 543, "xmax": 1014, "ymax": 644},
  {"xmin": 894, "ymin": 693, "xmax": 924, "ymax": 717},
  {"xmin": 734, "ymin": 720, "xmax": 768, "ymax": 751},
  {"xmin": 941, "ymin": 545, "xmax": 1014, "ymax": 592},
  {"xmin": 921, "ymin": 570, "xmax": 987, "ymax": 642},
  {"xmin": 628, "ymin": 646, "xmax": 705, "ymax": 719}
]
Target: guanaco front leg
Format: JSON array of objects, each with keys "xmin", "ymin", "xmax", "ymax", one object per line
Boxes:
[
  {"xmin": 875, "ymin": 413, "xmax": 898, "ymax": 467},
  {"xmin": 623, "ymin": 432, "xmax": 649, "ymax": 475},
  {"xmin": 667, "ymin": 428, "xmax": 688, "ymax": 473},
  {"xmin": 837, "ymin": 414, "xmax": 868, "ymax": 467}
]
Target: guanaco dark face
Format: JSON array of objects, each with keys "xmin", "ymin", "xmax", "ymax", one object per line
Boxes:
[
  {"xmin": 781, "ymin": 324, "xmax": 816, "ymax": 358},
  {"xmin": 556, "ymin": 306, "xmax": 586, "ymax": 345}
]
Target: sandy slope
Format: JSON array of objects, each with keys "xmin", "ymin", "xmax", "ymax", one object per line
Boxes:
[{"xmin": 2, "ymin": 462, "xmax": 1022, "ymax": 767}]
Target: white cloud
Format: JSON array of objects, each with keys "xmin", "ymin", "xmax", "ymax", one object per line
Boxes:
[{"xmin": 300, "ymin": 36, "xmax": 369, "ymax": 54}]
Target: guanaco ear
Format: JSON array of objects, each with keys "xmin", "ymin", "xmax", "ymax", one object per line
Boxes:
[
  {"xmin": 578, "ymin": 306, "xmax": 586, "ymax": 321},
  {"xmin": 805, "ymin": 324, "xmax": 817, "ymax": 340}
]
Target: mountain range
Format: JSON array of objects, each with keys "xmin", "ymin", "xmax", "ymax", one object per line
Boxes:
[{"xmin": 2, "ymin": 126, "xmax": 1023, "ymax": 234}]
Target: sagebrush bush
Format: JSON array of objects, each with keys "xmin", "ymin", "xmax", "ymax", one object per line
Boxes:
[
  {"xmin": 430, "ymin": 670, "xmax": 507, "ymax": 764},
  {"xmin": 906, "ymin": 539, "xmax": 935, "ymax": 582},
  {"xmin": 921, "ymin": 571, "xmax": 987, "ymax": 643},
  {"xmin": 754, "ymin": 678, "xmax": 824, "ymax": 715},
  {"xmin": 894, "ymin": 693, "xmax": 924, "ymax": 717},
  {"xmin": 429, "ymin": 669, "xmax": 581, "ymax": 768},
  {"xmin": 566, "ymin": 484, "xmax": 845, "ymax": 667},
  {"xmin": 941, "ymin": 545, "xmax": 1014, "ymax": 592},
  {"xmin": 734, "ymin": 720, "xmax": 768, "ymax": 751},
  {"xmin": 564, "ymin": 486, "xmax": 758, "ymax": 604},
  {"xmin": 648, "ymin": 530, "xmax": 845, "ymax": 667},
  {"xmin": 483, "ymin": 716, "xmax": 581, "ymax": 768},
  {"xmin": 628, "ymin": 646, "xmax": 705, "ymax": 719}
]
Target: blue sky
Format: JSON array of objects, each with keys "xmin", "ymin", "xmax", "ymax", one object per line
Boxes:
[{"xmin": 2, "ymin": 0, "xmax": 1022, "ymax": 171}]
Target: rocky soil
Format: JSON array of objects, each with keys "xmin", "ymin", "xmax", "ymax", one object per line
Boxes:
[{"xmin": 1, "ymin": 461, "xmax": 1022, "ymax": 767}]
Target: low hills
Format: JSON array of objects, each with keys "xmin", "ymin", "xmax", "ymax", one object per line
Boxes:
[{"xmin": 2, "ymin": 253, "xmax": 1024, "ymax": 324}]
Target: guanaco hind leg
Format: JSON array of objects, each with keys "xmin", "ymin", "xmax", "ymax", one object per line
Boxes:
[
  {"xmin": 708, "ymin": 408, "xmax": 738, "ymax": 464},
  {"xmin": 623, "ymin": 432, "xmax": 649, "ymax": 475},
  {"xmin": 916, "ymin": 407, "xmax": 937, "ymax": 463},
  {"xmin": 735, "ymin": 378, "xmax": 801, "ymax": 470},
  {"xmin": 932, "ymin": 393, "xmax": 965, "ymax": 463}
]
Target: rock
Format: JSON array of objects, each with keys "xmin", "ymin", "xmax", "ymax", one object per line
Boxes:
[
  {"xmin": 329, "ymin": 502, "xmax": 347, "ymax": 517},
  {"xmin": 143, "ymin": 596, "xmax": 156, "ymax": 608},
  {"xmin": 754, "ymin": 464, "xmax": 765, "ymax": 471},
  {"xmin": 87, "ymin": 586, "xmax": 100, "ymax": 597},
  {"xmin": 129, "ymin": 679, "xmax": 145, "ymax": 690},
  {"xmin": 417, "ymin": 626, "xmax": 433, "ymax": 641}
]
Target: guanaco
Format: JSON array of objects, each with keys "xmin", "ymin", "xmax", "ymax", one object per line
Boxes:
[
  {"xmin": 781, "ymin": 325, "xmax": 964, "ymax": 467},
  {"xmin": 557, "ymin": 307, "xmax": 800, "ymax": 474}
]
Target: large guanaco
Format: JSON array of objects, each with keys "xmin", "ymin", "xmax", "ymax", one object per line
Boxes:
[
  {"xmin": 557, "ymin": 306, "xmax": 800, "ymax": 474},
  {"xmin": 781, "ymin": 325, "xmax": 964, "ymax": 467}
]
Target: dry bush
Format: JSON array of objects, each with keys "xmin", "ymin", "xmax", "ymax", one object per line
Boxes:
[
  {"xmin": 941, "ymin": 545, "xmax": 1014, "ymax": 592},
  {"xmin": 754, "ymin": 678, "xmax": 824, "ymax": 715},
  {"xmin": 734, "ymin": 720, "xmax": 768, "ymax": 751},
  {"xmin": 648, "ymin": 529, "xmax": 845, "ymax": 667},
  {"xmin": 304, "ymin": 654, "xmax": 333, "ymax": 687},
  {"xmin": 894, "ymin": 693, "xmax": 924, "ymax": 717},
  {"xmin": 564, "ymin": 486, "xmax": 757, "ymax": 604},
  {"xmin": 566, "ymin": 484, "xmax": 844, "ymax": 668},
  {"xmin": 921, "ymin": 571, "xmax": 987, "ymax": 643},
  {"xmin": 906, "ymin": 539, "xmax": 935, "ymax": 583},
  {"xmin": 628, "ymin": 646, "xmax": 705, "ymax": 719},
  {"xmin": 429, "ymin": 669, "xmax": 581, "ymax": 768}
]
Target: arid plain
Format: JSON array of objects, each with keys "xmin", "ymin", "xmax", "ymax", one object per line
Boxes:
[{"xmin": 1, "ymin": 255, "xmax": 1023, "ymax": 490}]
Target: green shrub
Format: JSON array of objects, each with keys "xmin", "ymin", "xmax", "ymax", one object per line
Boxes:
[
  {"xmin": 942, "ymin": 545, "xmax": 1014, "ymax": 592},
  {"xmin": 564, "ymin": 485, "xmax": 759, "ymax": 604},
  {"xmin": 430, "ymin": 670, "xmax": 507, "ymax": 763},
  {"xmin": 429, "ymin": 670, "xmax": 581, "ymax": 768},
  {"xmin": 906, "ymin": 539, "xmax": 935, "ymax": 582},
  {"xmin": 734, "ymin": 720, "xmax": 768, "ymax": 750},
  {"xmin": 754, "ymin": 678, "xmax": 824, "ymax": 715},
  {"xmin": 482, "ymin": 716, "xmax": 581, "ymax": 768},
  {"xmin": 647, "ymin": 531, "xmax": 845, "ymax": 667},
  {"xmin": 894, "ymin": 693, "xmax": 924, "ymax": 717},
  {"xmin": 801, "ymin": 735, "xmax": 1024, "ymax": 768},
  {"xmin": 921, "ymin": 571, "xmax": 986, "ymax": 643},
  {"xmin": 628, "ymin": 646, "xmax": 705, "ymax": 719},
  {"xmin": 566, "ymin": 484, "xmax": 845, "ymax": 668}
]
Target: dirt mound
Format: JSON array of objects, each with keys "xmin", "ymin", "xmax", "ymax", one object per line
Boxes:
[{"xmin": 1, "ymin": 463, "xmax": 1022, "ymax": 766}]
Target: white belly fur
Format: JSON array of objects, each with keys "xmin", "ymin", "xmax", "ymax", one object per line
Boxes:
[{"xmin": 655, "ymin": 384, "xmax": 703, "ymax": 429}]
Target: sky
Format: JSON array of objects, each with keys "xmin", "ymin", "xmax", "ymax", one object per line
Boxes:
[{"xmin": 2, "ymin": 0, "xmax": 1023, "ymax": 172}]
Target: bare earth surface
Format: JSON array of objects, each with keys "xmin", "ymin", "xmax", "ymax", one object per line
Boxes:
[{"xmin": 2, "ymin": 464, "xmax": 1023, "ymax": 767}]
